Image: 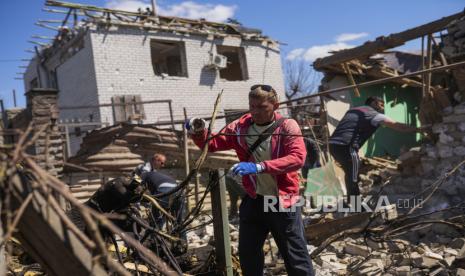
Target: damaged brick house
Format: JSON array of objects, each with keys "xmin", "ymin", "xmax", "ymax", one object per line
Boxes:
[
  {"xmin": 313, "ymin": 10, "xmax": 465, "ymax": 159},
  {"xmin": 23, "ymin": 1, "xmax": 285, "ymax": 155},
  {"xmin": 309, "ymin": 10, "xmax": 465, "ymax": 214}
]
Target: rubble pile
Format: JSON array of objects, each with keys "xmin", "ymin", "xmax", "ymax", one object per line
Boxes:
[
  {"xmin": 311, "ymin": 233, "xmax": 465, "ymax": 275},
  {"xmin": 443, "ymin": 16, "xmax": 465, "ymax": 103},
  {"xmin": 442, "ymin": 17, "xmax": 465, "ymax": 61},
  {"xmin": 391, "ymin": 101, "xmax": 465, "ymax": 212}
]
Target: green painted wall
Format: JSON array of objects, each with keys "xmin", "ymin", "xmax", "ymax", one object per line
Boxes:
[{"xmin": 350, "ymin": 83, "xmax": 422, "ymax": 158}]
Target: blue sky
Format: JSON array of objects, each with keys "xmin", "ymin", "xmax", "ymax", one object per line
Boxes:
[{"xmin": 0, "ymin": 0, "xmax": 463, "ymax": 108}]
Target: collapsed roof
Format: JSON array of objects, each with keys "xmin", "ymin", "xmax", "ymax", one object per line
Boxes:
[{"xmin": 38, "ymin": 0, "xmax": 277, "ymax": 56}]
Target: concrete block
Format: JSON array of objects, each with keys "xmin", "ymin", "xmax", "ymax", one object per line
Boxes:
[
  {"xmin": 458, "ymin": 122, "xmax": 465, "ymax": 132},
  {"xmin": 455, "ymin": 146, "xmax": 465, "ymax": 156},
  {"xmin": 424, "ymin": 251, "xmax": 443, "ymax": 260},
  {"xmin": 437, "ymin": 145, "xmax": 453, "ymax": 158},
  {"xmin": 432, "ymin": 123, "xmax": 448, "ymax": 134},
  {"xmin": 425, "ymin": 146, "xmax": 438, "ymax": 158},
  {"xmin": 439, "ymin": 132, "xmax": 454, "ymax": 144},
  {"xmin": 454, "ymin": 103, "xmax": 465, "ymax": 114},
  {"xmin": 443, "ymin": 114, "xmax": 465, "ymax": 123},
  {"xmin": 421, "ymin": 157, "xmax": 437, "ymax": 173},
  {"xmin": 413, "ymin": 255, "xmax": 441, "ymax": 268}
]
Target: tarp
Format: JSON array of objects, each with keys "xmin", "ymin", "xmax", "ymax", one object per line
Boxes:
[{"xmin": 305, "ymin": 160, "xmax": 346, "ymax": 208}]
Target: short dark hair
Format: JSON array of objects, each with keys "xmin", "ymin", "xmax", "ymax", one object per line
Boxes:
[
  {"xmin": 249, "ymin": 84, "xmax": 278, "ymax": 103},
  {"xmin": 365, "ymin": 96, "xmax": 383, "ymax": 106}
]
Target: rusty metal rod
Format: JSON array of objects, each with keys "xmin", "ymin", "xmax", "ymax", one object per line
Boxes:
[{"xmin": 60, "ymin": 99, "xmax": 172, "ymax": 110}]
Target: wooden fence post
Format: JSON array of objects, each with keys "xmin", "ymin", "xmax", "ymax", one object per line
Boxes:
[{"xmin": 210, "ymin": 169, "xmax": 233, "ymax": 276}]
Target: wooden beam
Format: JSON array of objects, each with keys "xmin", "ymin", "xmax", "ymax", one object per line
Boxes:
[
  {"xmin": 46, "ymin": 0, "xmax": 146, "ymax": 17},
  {"xmin": 305, "ymin": 213, "xmax": 371, "ymax": 246},
  {"xmin": 314, "ymin": 10, "xmax": 464, "ymax": 69},
  {"xmin": 35, "ymin": 22, "xmax": 60, "ymax": 31},
  {"xmin": 425, "ymin": 34, "xmax": 433, "ymax": 98},
  {"xmin": 342, "ymin": 63, "xmax": 361, "ymax": 97},
  {"xmin": 9, "ymin": 173, "xmax": 107, "ymax": 276},
  {"xmin": 210, "ymin": 169, "xmax": 233, "ymax": 276}
]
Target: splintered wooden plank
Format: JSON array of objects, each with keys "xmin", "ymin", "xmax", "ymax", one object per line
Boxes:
[
  {"xmin": 305, "ymin": 212, "xmax": 371, "ymax": 246},
  {"xmin": 10, "ymin": 174, "xmax": 107, "ymax": 276},
  {"xmin": 314, "ymin": 11, "xmax": 464, "ymax": 69}
]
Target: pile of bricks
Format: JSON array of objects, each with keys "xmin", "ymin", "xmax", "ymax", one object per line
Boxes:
[{"xmin": 442, "ymin": 16, "xmax": 465, "ymax": 60}]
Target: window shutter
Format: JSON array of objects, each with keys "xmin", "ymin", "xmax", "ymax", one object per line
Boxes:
[
  {"xmin": 124, "ymin": 95, "xmax": 135, "ymax": 122},
  {"xmin": 133, "ymin": 95, "xmax": 145, "ymax": 122},
  {"xmin": 112, "ymin": 96, "xmax": 125, "ymax": 123}
]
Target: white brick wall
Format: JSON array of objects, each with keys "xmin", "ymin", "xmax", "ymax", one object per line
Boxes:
[
  {"xmin": 24, "ymin": 25, "xmax": 286, "ymax": 155},
  {"xmin": 89, "ymin": 26, "xmax": 285, "ymax": 129},
  {"xmin": 56, "ymin": 33, "xmax": 100, "ymax": 154}
]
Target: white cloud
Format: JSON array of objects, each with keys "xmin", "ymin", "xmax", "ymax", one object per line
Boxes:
[
  {"xmin": 159, "ymin": 2, "xmax": 237, "ymax": 22},
  {"xmin": 106, "ymin": 0, "xmax": 150, "ymax": 11},
  {"xmin": 286, "ymin": 48, "xmax": 305, "ymax": 60},
  {"xmin": 286, "ymin": 32, "xmax": 369, "ymax": 62},
  {"xmin": 335, "ymin": 32, "xmax": 369, "ymax": 42},
  {"xmin": 105, "ymin": 0, "xmax": 237, "ymax": 22},
  {"xmin": 303, "ymin": 42, "xmax": 355, "ymax": 61}
]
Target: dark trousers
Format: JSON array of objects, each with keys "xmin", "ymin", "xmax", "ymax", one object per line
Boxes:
[
  {"xmin": 225, "ymin": 176, "xmax": 246, "ymax": 217},
  {"xmin": 152, "ymin": 187, "xmax": 187, "ymax": 240},
  {"xmin": 329, "ymin": 144, "xmax": 361, "ymax": 197},
  {"xmin": 239, "ymin": 195, "xmax": 314, "ymax": 276}
]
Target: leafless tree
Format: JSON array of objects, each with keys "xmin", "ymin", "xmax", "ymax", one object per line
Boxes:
[
  {"xmin": 284, "ymin": 59, "xmax": 322, "ymax": 122},
  {"xmin": 284, "ymin": 59, "xmax": 320, "ymax": 100}
]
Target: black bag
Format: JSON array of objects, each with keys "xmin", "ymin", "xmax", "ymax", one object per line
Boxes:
[{"xmin": 246, "ymin": 117, "xmax": 286, "ymax": 160}]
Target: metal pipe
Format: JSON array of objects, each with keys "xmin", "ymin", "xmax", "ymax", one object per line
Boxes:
[
  {"xmin": 183, "ymin": 108, "xmax": 190, "ymax": 212},
  {"xmin": 168, "ymin": 100, "xmax": 175, "ymax": 131},
  {"xmin": 0, "ymin": 100, "xmax": 6, "ymax": 129},
  {"xmin": 60, "ymin": 99, "xmax": 172, "ymax": 110},
  {"xmin": 425, "ymin": 34, "xmax": 433, "ymax": 97},
  {"xmin": 13, "ymin": 90, "xmax": 17, "ymax": 107},
  {"xmin": 64, "ymin": 125, "xmax": 71, "ymax": 159}
]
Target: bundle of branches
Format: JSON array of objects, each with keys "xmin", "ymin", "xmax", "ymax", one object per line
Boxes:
[
  {"xmin": 0, "ymin": 126, "xmax": 177, "ymax": 275},
  {"xmin": 0, "ymin": 91, "xmax": 226, "ymax": 275}
]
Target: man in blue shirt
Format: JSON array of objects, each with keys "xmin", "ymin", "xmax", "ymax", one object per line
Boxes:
[{"xmin": 329, "ymin": 96, "xmax": 425, "ymax": 204}]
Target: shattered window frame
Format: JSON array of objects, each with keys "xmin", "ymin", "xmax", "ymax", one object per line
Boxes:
[
  {"xmin": 216, "ymin": 45, "xmax": 249, "ymax": 81},
  {"xmin": 150, "ymin": 39, "xmax": 188, "ymax": 78}
]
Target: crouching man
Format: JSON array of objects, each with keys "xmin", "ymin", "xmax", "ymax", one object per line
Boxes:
[
  {"xmin": 140, "ymin": 170, "xmax": 186, "ymax": 232},
  {"xmin": 187, "ymin": 85, "xmax": 314, "ymax": 276}
]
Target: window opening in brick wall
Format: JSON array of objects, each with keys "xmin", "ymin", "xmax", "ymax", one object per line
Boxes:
[
  {"xmin": 216, "ymin": 45, "xmax": 248, "ymax": 81},
  {"xmin": 111, "ymin": 95, "xmax": 146, "ymax": 123},
  {"xmin": 150, "ymin": 40, "xmax": 187, "ymax": 77}
]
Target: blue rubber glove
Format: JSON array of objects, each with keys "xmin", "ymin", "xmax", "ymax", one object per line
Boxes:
[
  {"xmin": 184, "ymin": 119, "xmax": 191, "ymax": 131},
  {"xmin": 231, "ymin": 162, "xmax": 264, "ymax": 176}
]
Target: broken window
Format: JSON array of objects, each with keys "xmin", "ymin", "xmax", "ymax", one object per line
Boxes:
[
  {"xmin": 216, "ymin": 45, "xmax": 248, "ymax": 81},
  {"xmin": 150, "ymin": 40, "xmax": 187, "ymax": 77},
  {"xmin": 111, "ymin": 95, "xmax": 145, "ymax": 123}
]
